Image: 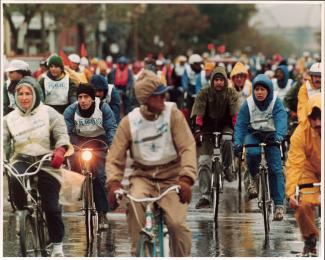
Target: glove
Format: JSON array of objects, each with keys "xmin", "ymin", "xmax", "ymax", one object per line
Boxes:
[
  {"xmin": 178, "ymin": 176, "xmax": 193, "ymax": 204},
  {"xmin": 233, "ymin": 144, "xmax": 243, "ymax": 157},
  {"xmin": 51, "ymin": 146, "xmax": 66, "ymax": 169},
  {"xmin": 107, "ymin": 180, "xmax": 123, "ymax": 211},
  {"xmin": 274, "ymin": 137, "xmax": 283, "ymax": 146}
]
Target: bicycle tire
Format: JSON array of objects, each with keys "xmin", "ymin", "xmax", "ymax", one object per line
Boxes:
[
  {"xmin": 237, "ymin": 157, "xmax": 242, "ymax": 193},
  {"xmin": 260, "ymin": 170, "xmax": 270, "ymax": 237},
  {"xmin": 136, "ymin": 233, "xmax": 155, "ymax": 257},
  {"xmin": 37, "ymin": 210, "xmax": 50, "ymax": 256},
  {"xmin": 213, "ymin": 161, "xmax": 222, "ymax": 222},
  {"xmin": 19, "ymin": 210, "xmax": 39, "ymax": 257},
  {"xmin": 84, "ymin": 175, "xmax": 95, "ymax": 244}
]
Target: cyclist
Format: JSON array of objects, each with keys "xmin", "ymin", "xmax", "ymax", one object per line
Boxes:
[
  {"xmin": 105, "ymin": 70, "xmax": 196, "ymax": 256},
  {"xmin": 272, "ymin": 65, "xmax": 294, "ymax": 102},
  {"xmin": 3, "ymin": 76, "xmax": 74, "ymax": 257},
  {"xmin": 3, "ymin": 59, "xmax": 32, "ymax": 115},
  {"xmin": 297, "ymin": 62, "xmax": 321, "ymax": 123},
  {"xmin": 234, "ymin": 73, "xmax": 287, "ymax": 221},
  {"xmin": 39, "ymin": 54, "xmax": 78, "ymax": 114},
  {"xmin": 285, "ymin": 93, "xmax": 321, "ymax": 256},
  {"xmin": 229, "ymin": 61, "xmax": 252, "ymax": 106},
  {"xmin": 63, "ymin": 84, "xmax": 117, "ymax": 229},
  {"xmin": 191, "ymin": 66, "xmax": 240, "ymax": 209},
  {"xmin": 90, "ymin": 74, "xmax": 121, "ymax": 124}
]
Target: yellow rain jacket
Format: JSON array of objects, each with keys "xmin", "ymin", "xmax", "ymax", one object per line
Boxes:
[
  {"xmin": 285, "ymin": 93, "xmax": 321, "ymax": 204},
  {"xmin": 297, "ymin": 79, "xmax": 320, "ymax": 123}
]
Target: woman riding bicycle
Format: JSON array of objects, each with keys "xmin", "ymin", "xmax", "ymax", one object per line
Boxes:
[
  {"xmin": 234, "ymin": 73, "xmax": 287, "ymax": 221},
  {"xmin": 106, "ymin": 70, "xmax": 196, "ymax": 256},
  {"xmin": 3, "ymin": 76, "xmax": 74, "ymax": 257}
]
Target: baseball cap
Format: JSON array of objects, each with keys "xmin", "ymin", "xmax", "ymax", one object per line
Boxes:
[
  {"xmin": 151, "ymin": 84, "xmax": 169, "ymax": 95},
  {"xmin": 68, "ymin": 53, "xmax": 81, "ymax": 64},
  {"xmin": 5, "ymin": 60, "xmax": 29, "ymax": 72}
]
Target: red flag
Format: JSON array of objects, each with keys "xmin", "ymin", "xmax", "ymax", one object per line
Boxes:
[
  {"xmin": 80, "ymin": 43, "xmax": 88, "ymax": 57},
  {"xmin": 59, "ymin": 49, "xmax": 70, "ymax": 66},
  {"xmin": 217, "ymin": 44, "xmax": 226, "ymax": 54}
]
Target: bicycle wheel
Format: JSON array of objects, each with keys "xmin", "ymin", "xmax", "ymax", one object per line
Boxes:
[
  {"xmin": 37, "ymin": 210, "xmax": 50, "ymax": 256},
  {"xmin": 136, "ymin": 233, "xmax": 155, "ymax": 257},
  {"xmin": 84, "ymin": 175, "xmax": 95, "ymax": 244},
  {"xmin": 19, "ymin": 210, "xmax": 38, "ymax": 257},
  {"xmin": 7, "ymin": 176, "xmax": 17, "ymax": 212},
  {"xmin": 213, "ymin": 161, "xmax": 222, "ymax": 222},
  {"xmin": 260, "ymin": 170, "xmax": 270, "ymax": 237},
  {"xmin": 237, "ymin": 157, "xmax": 242, "ymax": 193}
]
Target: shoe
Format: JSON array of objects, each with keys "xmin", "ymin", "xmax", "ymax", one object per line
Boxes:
[
  {"xmin": 51, "ymin": 243, "xmax": 64, "ymax": 257},
  {"xmin": 247, "ymin": 178, "xmax": 258, "ymax": 200},
  {"xmin": 98, "ymin": 212, "xmax": 109, "ymax": 229},
  {"xmin": 195, "ymin": 198, "xmax": 210, "ymax": 209},
  {"xmin": 224, "ymin": 167, "xmax": 235, "ymax": 182},
  {"xmin": 273, "ymin": 205, "xmax": 284, "ymax": 221},
  {"xmin": 302, "ymin": 235, "xmax": 317, "ymax": 256}
]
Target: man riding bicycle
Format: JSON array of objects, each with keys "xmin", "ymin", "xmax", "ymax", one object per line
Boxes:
[
  {"xmin": 105, "ymin": 70, "xmax": 196, "ymax": 256},
  {"xmin": 286, "ymin": 93, "xmax": 321, "ymax": 256},
  {"xmin": 191, "ymin": 66, "xmax": 240, "ymax": 209},
  {"xmin": 63, "ymin": 84, "xmax": 117, "ymax": 229},
  {"xmin": 234, "ymin": 74, "xmax": 287, "ymax": 221},
  {"xmin": 3, "ymin": 76, "xmax": 74, "ymax": 257}
]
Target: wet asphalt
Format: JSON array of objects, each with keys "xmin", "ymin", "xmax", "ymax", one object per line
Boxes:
[{"xmin": 3, "ymin": 172, "xmax": 320, "ymax": 257}]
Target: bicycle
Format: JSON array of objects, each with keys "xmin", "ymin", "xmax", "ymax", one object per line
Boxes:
[
  {"xmin": 243, "ymin": 141, "xmax": 281, "ymax": 238},
  {"xmin": 71, "ymin": 139, "xmax": 108, "ymax": 249},
  {"xmin": 114, "ymin": 185, "xmax": 180, "ymax": 257},
  {"xmin": 3, "ymin": 154, "xmax": 52, "ymax": 257},
  {"xmin": 201, "ymin": 132, "xmax": 235, "ymax": 222},
  {"xmin": 3, "ymin": 167, "xmax": 17, "ymax": 212}
]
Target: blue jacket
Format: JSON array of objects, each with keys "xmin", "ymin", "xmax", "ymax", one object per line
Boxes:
[
  {"xmin": 63, "ymin": 101, "xmax": 117, "ymax": 146},
  {"xmin": 234, "ymin": 74, "xmax": 287, "ymax": 146}
]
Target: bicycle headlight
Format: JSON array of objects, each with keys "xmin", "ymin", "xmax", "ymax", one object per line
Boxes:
[{"xmin": 81, "ymin": 149, "xmax": 93, "ymax": 161}]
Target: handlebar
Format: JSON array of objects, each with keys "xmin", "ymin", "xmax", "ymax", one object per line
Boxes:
[
  {"xmin": 4, "ymin": 153, "xmax": 52, "ymax": 178},
  {"xmin": 243, "ymin": 142, "xmax": 280, "ymax": 148},
  {"xmin": 297, "ymin": 183, "xmax": 321, "ymax": 189},
  {"xmin": 114, "ymin": 185, "xmax": 180, "ymax": 203}
]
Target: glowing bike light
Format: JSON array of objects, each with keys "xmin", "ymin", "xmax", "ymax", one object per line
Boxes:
[{"xmin": 81, "ymin": 149, "xmax": 93, "ymax": 161}]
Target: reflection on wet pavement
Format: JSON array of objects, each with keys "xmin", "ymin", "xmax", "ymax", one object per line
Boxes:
[{"xmin": 3, "ymin": 179, "xmax": 319, "ymax": 257}]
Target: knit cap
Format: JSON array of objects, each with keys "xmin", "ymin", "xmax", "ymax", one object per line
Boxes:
[
  {"xmin": 135, "ymin": 70, "xmax": 168, "ymax": 105},
  {"xmin": 90, "ymin": 74, "xmax": 108, "ymax": 91},
  {"xmin": 47, "ymin": 54, "xmax": 64, "ymax": 70},
  {"xmin": 77, "ymin": 84, "xmax": 96, "ymax": 100}
]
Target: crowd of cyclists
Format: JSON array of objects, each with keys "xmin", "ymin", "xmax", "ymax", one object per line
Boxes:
[{"xmin": 2, "ymin": 49, "xmax": 322, "ymax": 257}]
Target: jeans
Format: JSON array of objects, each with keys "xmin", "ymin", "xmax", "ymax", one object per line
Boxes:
[
  {"xmin": 245, "ymin": 132, "xmax": 285, "ymax": 205},
  {"xmin": 115, "ymin": 87, "xmax": 131, "ymax": 115},
  {"xmin": 10, "ymin": 161, "xmax": 64, "ymax": 243}
]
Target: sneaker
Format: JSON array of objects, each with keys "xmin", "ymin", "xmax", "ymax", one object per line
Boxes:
[
  {"xmin": 98, "ymin": 212, "xmax": 109, "ymax": 230},
  {"xmin": 195, "ymin": 198, "xmax": 210, "ymax": 209},
  {"xmin": 247, "ymin": 178, "xmax": 258, "ymax": 200},
  {"xmin": 273, "ymin": 205, "xmax": 284, "ymax": 221},
  {"xmin": 51, "ymin": 243, "xmax": 64, "ymax": 257},
  {"xmin": 302, "ymin": 247, "xmax": 317, "ymax": 257},
  {"xmin": 224, "ymin": 167, "xmax": 235, "ymax": 182}
]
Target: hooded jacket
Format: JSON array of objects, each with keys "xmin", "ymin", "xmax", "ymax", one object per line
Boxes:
[
  {"xmin": 272, "ymin": 65, "xmax": 294, "ymax": 102},
  {"xmin": 234, "ymin": 74, "xmax": 288, "ymax": 146},
  {"xmin": 285, "ymin": 93, "xmax": 321, "ymax": 203},
  {"xmin": 297, "ymin": 78, "xmax": 321, "ymax": 123},
  {"xmin": 191, "ymin": 66, "xmax": 240, "ymax": 132},
  {"xmin": 229, "ymin": 62, "xmax": 252, "ymax": 105},
  {"xmin": 3, "ymin": 76, "xmax": 74, "ymax": 182}
]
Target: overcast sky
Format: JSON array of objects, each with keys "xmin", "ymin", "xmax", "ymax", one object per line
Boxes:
[{"xmin": 249, "ymin": 3, "xmax": 322, "ymax": 28}]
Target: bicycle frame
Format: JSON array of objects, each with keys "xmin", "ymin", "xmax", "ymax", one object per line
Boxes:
[
  {"xmin": 4, "ymin": 154, "xmax": 52, "ymax": 256},
  {"xmin": 115, "ymin": 185, "xmax": 179, "ymax": 257}
]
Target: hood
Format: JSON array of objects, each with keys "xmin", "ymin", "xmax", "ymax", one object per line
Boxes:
[
  {"xmin": 230, "ymin": 62, "xmax": 248, "ymax": 78},
  {"xmin": 306, "ymin": 92, "xmax": 321, "ymax": 117},
  {"xmin": 252, "ymin": 74, "xmax": 274, "ymax": 111},
  {"xmin": 15, "ymin": 76, "xmax": 43, "ymax": 114},
  {"xmin": 210, "ymin": 66, "xmax": 228, "ymax": 88},
  {"xmin": 275, "ymin": 65, "xmax": 289, "ymax": 88}
]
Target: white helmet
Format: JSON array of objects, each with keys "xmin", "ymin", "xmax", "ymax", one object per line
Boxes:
[
  {"xmin": 68, "ymin": 53, "xmax": 81, "ymax": 64},
  {"xmin": 309, "ymin": 62, "xmax": 321, "ymax": 76},
  {"xmin": 189, "ymin": 54, "xmax": 202, "ymax": 65}
]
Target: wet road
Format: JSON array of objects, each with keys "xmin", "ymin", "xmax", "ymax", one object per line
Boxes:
[{"xmin": 2, "ymin": 172, "xmax": 319, "ymax": 257}]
